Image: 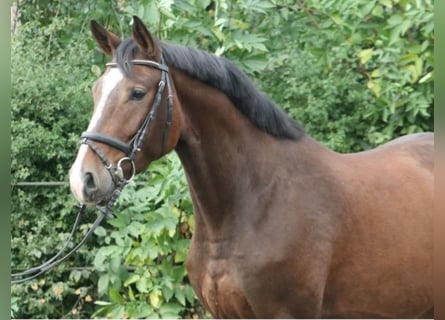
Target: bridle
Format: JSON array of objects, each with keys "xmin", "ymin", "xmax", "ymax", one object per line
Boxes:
[
  {"xmin": 82, "ymin": 57, "xmax": 173, "ymax": 186},
  {"xmin": 11, "ymin": 57, "xmax": 173, "ymax": 284}
]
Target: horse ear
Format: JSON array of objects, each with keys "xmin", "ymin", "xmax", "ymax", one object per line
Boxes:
[
  {"xmin": 91, "ymin": 20, "xmax": 121, "ymax": 57},
  {"xmin": 132, "ymin": 16, "xmax": 158, "ymax": 57}
]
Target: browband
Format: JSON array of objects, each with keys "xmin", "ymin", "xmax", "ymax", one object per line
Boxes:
[{"xmin": 106, "ymin": 59, "xmax": 169, "ymax": 72}]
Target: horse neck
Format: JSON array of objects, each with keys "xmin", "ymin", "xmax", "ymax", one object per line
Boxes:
[{"xmin": 170, "ymin": 68, "xmax": 316, "ymax": 234}]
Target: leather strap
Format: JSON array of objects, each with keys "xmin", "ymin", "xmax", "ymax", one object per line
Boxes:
[{"xmin": 81, "ymin": 131, "xmax": 132, "ymax": 156}]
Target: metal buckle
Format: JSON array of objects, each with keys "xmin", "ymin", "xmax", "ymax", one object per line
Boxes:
[{"xmin": 115, "ymin": 157, "xmax": 136, "ymax": 182}]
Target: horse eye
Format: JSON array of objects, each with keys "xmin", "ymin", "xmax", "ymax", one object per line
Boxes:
[{"xmin": 130, "ymin": 89, "xmax": 146, "ymax": 101}]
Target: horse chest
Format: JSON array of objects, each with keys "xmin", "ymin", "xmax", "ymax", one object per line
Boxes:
[{"xmin": 188, "ymin": 253, "xmax": 255, "ymax": 318}]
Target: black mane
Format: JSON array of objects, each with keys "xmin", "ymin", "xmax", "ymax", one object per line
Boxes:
[{"xmin": 114, "ymin": 38, "xmax": 305, "ymax": 140}]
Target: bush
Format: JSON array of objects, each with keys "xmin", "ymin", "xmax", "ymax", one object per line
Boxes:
[
  {"xmin": 11, "ymin": 9, "xmax": 103, "ymax": 319},
  {"xmin": 257, "ymin": 0, "xmax": 433, "ymax": 151}
]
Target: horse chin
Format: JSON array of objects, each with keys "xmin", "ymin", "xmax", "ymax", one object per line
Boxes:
[
  {"xmin": 89, "ymin": 184, "xmax": 116, "ymax": 207},
  {"xmin": 80, "ymin": 191, "xmax": 113, "ymax": 207},
  {"xmin": 82, "ymin": 193, "xmax": 109, "ymax": 206},
  {"xmin": 95, "ymin": 189, "xmax": 114, "ymax": 207}
]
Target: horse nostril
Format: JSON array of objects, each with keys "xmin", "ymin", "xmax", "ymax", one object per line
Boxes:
[
  {"xmin": 85, "ymin": 172, "xmax": 96, "ymax": 189},
  {"xmin": 83, "ymin": 172, "xmax": 98, "ymax": 200}
]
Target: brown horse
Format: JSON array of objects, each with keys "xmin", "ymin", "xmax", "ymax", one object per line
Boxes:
[{"xmin": 69, "ymin": 16, "xmax": 434, "ymax": 318}]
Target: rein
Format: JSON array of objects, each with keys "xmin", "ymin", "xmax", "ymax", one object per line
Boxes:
[{"xmin": 11, "ymin": 57, "xmax": 172, "ymax": 284}]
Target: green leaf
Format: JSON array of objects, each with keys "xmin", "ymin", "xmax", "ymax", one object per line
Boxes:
[
  {"xmin": 111, "ymin": 305, "xmax": 126, "ymax": 319},
  {"xmin": 419, "ymin": 71, "xmax": 433, "ymax": 84},
  {"xmin": 162, "ymin": 283, "xmax": 174, "ymax": 302},
  {"xmin": 387, "ymin": 14, "xmax": 403, "ymax": 27},
  {"xmin": 196, "ymin": 0, "xmax": 212, "ymax": 9},
  {"xmin": 185, "ymin": 285, "xmax": 196, "ymax": 304},
  {"xmin": 98, "ymin": 274, "xmax": 110, "ymax": 296},
  {"xmin": 124, "ymin": 274, "xmax": 141, "ymax": 287},
  {"xmin": 358, "ymin": 48, "xmax": 374, "ymax": 64},
  {"xmin": 330, "ymin": 14, "xmax": 343, "ymax": 25},
  {"xmin": 149, "ymin": 290, "xmax": 162, "ymax": 309},
  {"xmin": 126, "ymin": 301, "xmax": 155, "ymax": 318},
  {"xmin": 94, "ymin": 225, "xmax": 107, "ymax": 237},
  {"xmin": 175, "ymin": 285, "xmax": 186, "ymax": 306},
  {"xmin": 128, "ymin": 286, "xmax": 136, "ymax": 301},
  {"xmin": 91, "ymin": 304, "xmax": 114, "ymax": 318},
  {"xmin": 371, "ymin": 68, "xmax": 381, "ymax": 78},
  {"xmin": 367, "ymin": 79, "xmax": 382, "ymax": 97},
  {"xmin": 94, "ymin": 300, "xmax": 113, "ymax": 306},
  {"xmin": 93, "ymin": 250, "xmax": 106, "ymax": 270},
  {"xmin": 136, "ymin": 275, "xmax": 150, "ymax": 293},
  {"xmin": 212, "ymin": 27, "xmax": 225, "ymax": 42},
  {"xmin": 361, "ymin": 1, "xmax": 377, "ymax": 15},
  {"xmin": 379, "ymin": 0, "xmax": 393, "ymax": 8},
  {"xmin": 109, "ymin": 287, "xmax": 125, "ymax": 305},
  {"xmin": 400, "ymin": 53, "xmax": 419, "ymax": 65},
  {"xmin": 91, "ymin": 64, "xmax": 102, "ymax": 77},
  {"xmin": 174, "ymin": 249, "xmax": 186, "ymax": 263},
  {"xmin": 71, "ymin": 270, "xmax": 82, "ymax": 283},
  {"xmin": 143, "ymin": 2, "xmax": 160, "ymax": 25},
  {"xmin": 159, "ymin": 303, "xmax": 183, "ymax": 318},
  {"xmin": 371, "ymin": 5, "xmax": 384, "ymax": 17}
]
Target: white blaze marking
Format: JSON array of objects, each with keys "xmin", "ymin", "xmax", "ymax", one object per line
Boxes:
[
  {"xmin": 88, "ymin": 68, "xmax": 124, "ymax": 130},
  {"xmin": 69, "ymin": 68, "xmax": 124, "ymax": 201},
  {"xmin": 69, "ymin": 145, "xmax": 89, "ymax": 201}
]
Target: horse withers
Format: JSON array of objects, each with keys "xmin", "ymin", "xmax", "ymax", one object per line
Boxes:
[{"xmin": 69, "ymin": 16, "xmax": 434, "ymax": 318}]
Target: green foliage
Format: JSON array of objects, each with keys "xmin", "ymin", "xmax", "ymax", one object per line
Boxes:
[
  {"xmin": 120, "ymin": 0, "xmax": 272, "ymax": 73},
  {"xmin": 11, "ymin": 8, "xmax": 99, "ymax": 319},
  {"xmin": 256, "ymin": 0, "xmax": 433, "ymax": 151},
  {"xmin": 11, "ymin": 0, "xmax": 433, "ymax": 318},
  {"xmin": 89, "ymin": 154, "xmax": 204, "ymax": 319}
]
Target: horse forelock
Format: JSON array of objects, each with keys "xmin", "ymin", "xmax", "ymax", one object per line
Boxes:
[
  {"xmin": 114, "ymin": 38, "xmax": 138, "ymax": 75},
  {"xmin": 113, "ymin": 38, "xmax": 305, "ymax": 141}
]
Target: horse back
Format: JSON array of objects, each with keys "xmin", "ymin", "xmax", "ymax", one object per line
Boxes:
[{"xmin": 375, "ymin": 132, "xmax": 433, "ymax": 172}]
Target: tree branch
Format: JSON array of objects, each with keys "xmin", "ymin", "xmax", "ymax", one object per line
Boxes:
[{"xmin": 295, "ymin": 0, "xmax": 320, "ymax": 29}]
